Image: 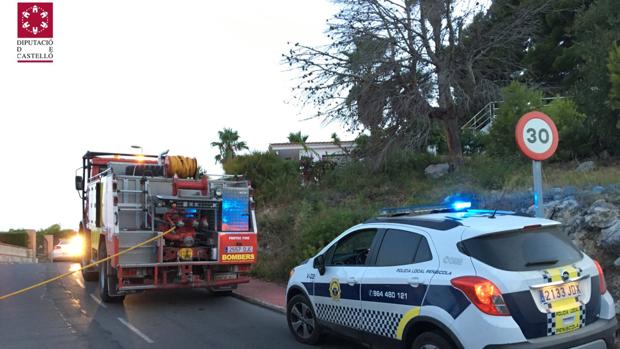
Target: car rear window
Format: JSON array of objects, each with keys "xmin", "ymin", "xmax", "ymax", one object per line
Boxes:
[{"xmin": 460, "ymin": 227, "xmax": 582, "ymax": 271}]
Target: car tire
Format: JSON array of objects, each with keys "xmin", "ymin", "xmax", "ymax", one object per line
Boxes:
[
  {"xmin": 411, "ymin": 331, "xmax": 455, "ymax": 349},
  {"xmin": 98, "ymin": 245, "xmax": 125, "ymax": 303},
  {"xmin": 287, "ymin": 294, "xmax": 321, "ymax": 345}
]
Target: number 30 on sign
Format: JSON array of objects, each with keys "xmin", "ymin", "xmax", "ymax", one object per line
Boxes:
[{"xmin": 515, "ymin": 111, "xmax": 559, "ymax": 161}]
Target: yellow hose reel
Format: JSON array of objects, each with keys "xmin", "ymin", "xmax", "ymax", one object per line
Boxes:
[{"xmin": 165, "ymin": 155, "xmax": 198, "ymax": 178}]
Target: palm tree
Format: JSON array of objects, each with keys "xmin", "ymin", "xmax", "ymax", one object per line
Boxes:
[
  {"xmin": 287, "ymin": 131, "xmax": 310, "ymax": 152},
  {"xmin": 331, "ymin": 132, "xmax": 350, "ymax": 155},
  {"xmin": 288, "ymin": 131, "xmax": 320, "ymax": 160},
  {"xmin": 211, "ymin": 128, "xmax": 248, "ymax": 164}
]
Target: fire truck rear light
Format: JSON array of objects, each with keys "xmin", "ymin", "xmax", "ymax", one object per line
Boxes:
[
  {"xmin": 451, "ymin": 276, "xmax": 510, "ymax": 316},
  {"xmin": 593, "ymin": 260, "xmax": 607, "ymax": 294}
]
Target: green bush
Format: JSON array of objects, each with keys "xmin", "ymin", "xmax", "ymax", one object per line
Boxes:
[
  {"xmin": 461, "ymin": 130, "xmax": 487, "ymax": 155},
  {"xmin": 223, "ymin": 151, "xmax": 300, "ymax": 202},
  {"xmin": 609, "ymin": 42, "xmax": 620, "ymax": 110},
  {"xmin": 487, "ymin": 82, "xmax": 544, "ymax": 156},
  {"xmin": 0, "ymin": 230, "xmax": 28, "ymax": 247},
  {"xmin": 544, "ymin": 98, "xmax": 588, "ymax": 160},
  {"xmin": 295, "ymin": 204, "xmax": 374, "ymax": 261},
  {"xmin": 462, "ymin": 155, "xmax": 525, "ymax": 190}
]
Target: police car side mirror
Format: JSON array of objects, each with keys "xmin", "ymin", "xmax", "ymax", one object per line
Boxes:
[{"xmin": 313, "ymin": 255, "xmax": 326, "ymax": 276}]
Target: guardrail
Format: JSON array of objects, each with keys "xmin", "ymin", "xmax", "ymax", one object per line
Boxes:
[{"xmin": 0, "ymin": 242, "xmax": 36, "ymax": 263}]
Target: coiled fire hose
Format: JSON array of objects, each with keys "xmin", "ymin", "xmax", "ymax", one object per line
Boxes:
[
  {"xmin": 0, "ymin": 227, "xmax": 176, "ymax": 301},
  {"xmin": 166, "ymin": 155, "xmax": 198, "ymax": 178}
]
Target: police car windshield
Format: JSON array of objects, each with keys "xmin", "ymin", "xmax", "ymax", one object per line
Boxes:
[{"xmin": 460, "ymin": 226, "xmax": 582, "ymax": 271}]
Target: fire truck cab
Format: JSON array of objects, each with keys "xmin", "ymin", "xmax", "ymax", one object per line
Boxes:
[{"xmin": 76, "ymin": 151, "xmax": 257, "ymax": 302}]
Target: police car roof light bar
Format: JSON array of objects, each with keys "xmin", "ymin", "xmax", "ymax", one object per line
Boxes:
[
  {"xmin": 379, "ymin": 203, "xmax": 460, "ymax": 217},
  {"xmin": 466, "ymin": 209, "xmax": 515, "ymax": 216}
]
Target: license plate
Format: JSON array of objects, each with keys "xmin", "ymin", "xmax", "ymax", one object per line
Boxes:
[
  {"xmin": 540, "ymin": 282, "xmax": 581, "ymax": 304},
  {"xmin": 225, "ymin": 246, "xmax": 253, "ymax": 253},
  {"xmin": 214, "ymin": 272, "xmax": 237, "ymax": 280},
  {"xmin": 178, "ymin": 248, "xmax": 193, "ymax": 260}
]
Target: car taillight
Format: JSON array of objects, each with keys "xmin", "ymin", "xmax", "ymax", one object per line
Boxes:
[
  {"xmin": 593, "ymin": 260, "xmax": 607, "ymax": 294},
  {"xmin": 451, "ymin": 276, "xmax": 510, "ymax": 316}
]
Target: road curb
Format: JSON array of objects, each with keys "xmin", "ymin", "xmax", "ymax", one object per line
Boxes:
[{"xmin": 232, "ymin": 292, "xmax": 286, "ymax": 315}]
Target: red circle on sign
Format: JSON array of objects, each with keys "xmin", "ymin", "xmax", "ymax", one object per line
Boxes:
[{"xmin": 515, "ymin": 111, "xmax": 559, "ymax": 161}]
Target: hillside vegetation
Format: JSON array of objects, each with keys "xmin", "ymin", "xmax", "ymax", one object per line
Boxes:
[{"xmin": 225, "ymin": 151, "xmax": 620, "ymax": 282}]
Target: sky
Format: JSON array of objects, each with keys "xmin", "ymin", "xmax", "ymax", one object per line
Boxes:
[{"xmin": 0, "ymin": 1, "xmax": 352, "ymax": 231}]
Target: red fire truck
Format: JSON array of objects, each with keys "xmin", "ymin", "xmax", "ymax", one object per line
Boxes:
[{"xmin": 76, "ymin": 151, "xmax": 257, "ymax": 302}]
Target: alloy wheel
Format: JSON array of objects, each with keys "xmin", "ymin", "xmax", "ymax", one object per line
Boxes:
[{"xmin": 289, "ymin": 301, "xmax": 315, "ymax": 339}]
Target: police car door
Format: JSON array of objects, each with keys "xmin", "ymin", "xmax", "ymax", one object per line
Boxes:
[
  {"xmin": 359, "ymin": 228, "xmax": 438, "ymax": 343},
  {"xmin": 312, "ymin": 228, "xmax": 380, "ymax": 339}
]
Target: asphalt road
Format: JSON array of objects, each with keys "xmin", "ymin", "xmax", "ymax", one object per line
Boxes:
[{"xmin": 0, "ymin": 263, "xmax": 363, "ymax": 349}]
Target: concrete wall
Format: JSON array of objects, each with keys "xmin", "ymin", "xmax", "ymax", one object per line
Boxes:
[{"xmin": 0, "ymin": 242, "xmax": 36, "ymax": 263}]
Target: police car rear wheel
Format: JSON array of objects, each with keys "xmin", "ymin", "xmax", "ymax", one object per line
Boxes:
[
  {"xmin": 411, "ymin": 331, "xmax": 454, "ymax": 349},
  {"xmin": 287, "ymin": 295, "xmax": 321, "ymax": 344}
]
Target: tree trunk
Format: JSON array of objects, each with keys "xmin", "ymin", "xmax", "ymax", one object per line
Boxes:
[
  {"xmin": 435, "ymin": 72, "xmax": 464, "ymax": 166},
  {"xmin": 442, "ymin": 116, "xmax": 464, "ymax": 167}
]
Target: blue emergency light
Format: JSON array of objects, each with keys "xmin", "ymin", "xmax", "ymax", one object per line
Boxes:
[
  {"xmin": 379, "ymin": 194, "xmax": 476, "ymax": 217},
  {"xmin": 451, "ymin": 201, "xmax": 472, "ymax": 211}
]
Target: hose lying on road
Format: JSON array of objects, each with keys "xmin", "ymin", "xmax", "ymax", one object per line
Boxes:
[{"xmin": 0, "ymin": 227, "xmax": 176, "ymax": 301}]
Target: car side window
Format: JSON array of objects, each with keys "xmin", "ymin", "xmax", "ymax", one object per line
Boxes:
[
  {"xmin": 328, "ymin": 229, "xmax": 377, "ymax": 266},
  {"xmin": 375, "ymin": 229, "xmax": 423, "ymax": 266},
  {"xmin": 414, "ymin": 236, "xmax": 433, "ymax": 263}
]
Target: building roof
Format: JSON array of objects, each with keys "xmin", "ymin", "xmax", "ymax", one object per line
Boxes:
[{"xmin": 269, "ymin": 141, "xmax": 355, "ymax": 148}]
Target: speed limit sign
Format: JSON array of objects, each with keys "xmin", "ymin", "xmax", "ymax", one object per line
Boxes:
[
  {"xmin": 515, "ymin": 111, "xmax": 559, "ymax": 160},
  {"xmin": 515, "ymin": 111, "xmax": 559, "ymax": 218}
]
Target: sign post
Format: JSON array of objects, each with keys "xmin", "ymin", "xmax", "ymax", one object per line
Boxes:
[
  {"xmin": 532, "ymin": 160, "xmax": 544, "ymax": 218},
  {"xmin": 515, "ymin": 111, "xmax": 559, "ymax": 218}
]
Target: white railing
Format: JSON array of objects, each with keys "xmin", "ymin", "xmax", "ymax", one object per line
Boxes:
[
  {"xmin": 461, "ymin": 102, "xmax": 498, "ymax": 132},
  {"xmin": 462, "ymin": 97, "xmax": 566, "ymax": 133}
]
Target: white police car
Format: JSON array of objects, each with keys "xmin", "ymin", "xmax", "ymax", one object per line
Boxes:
[{"xmin": 286, "ymin": 203, "xmax": 617, "ymax": 349}]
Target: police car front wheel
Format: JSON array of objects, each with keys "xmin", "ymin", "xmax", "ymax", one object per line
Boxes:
[
  {"xmin": 287, "ymin": 295, "xmax": 321, "ymax": 344},
  {"xmin": 411, "ymin": 331, "xmax": 455, "ymax": 349}
]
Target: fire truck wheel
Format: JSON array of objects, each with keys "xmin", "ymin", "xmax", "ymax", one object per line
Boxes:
[
  {"xmin": 287, "ymin": 294, "xmax": 322, "ymax": 345},
  {"xmin": 98, "ymin": 245, "xmax": 125, "ymax": 303}
]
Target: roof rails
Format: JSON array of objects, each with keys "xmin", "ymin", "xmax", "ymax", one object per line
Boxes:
[
  {"xmin": 365, "ymin": 217, "xmax": 462, "ymax": 230},
  {"xmin": 379, "ymin": 202, "xmax": 472, "ymax": 217}
]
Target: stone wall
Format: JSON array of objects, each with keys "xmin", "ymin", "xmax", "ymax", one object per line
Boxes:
[
  {"xmin": 0, "ymin": 242, "xmax": 36, "ymax": 263},
  {"xmin": 478, "ymin": 185, "xmax": 620, "ymax": 317}
]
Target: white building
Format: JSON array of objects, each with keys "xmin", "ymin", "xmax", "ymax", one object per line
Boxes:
[{"xmin": 268, "ymin": 141, "xmax": 355, "ymax": 162}]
